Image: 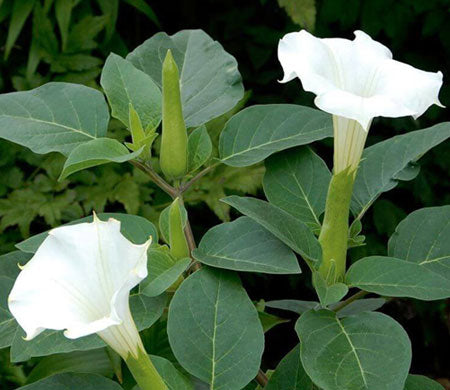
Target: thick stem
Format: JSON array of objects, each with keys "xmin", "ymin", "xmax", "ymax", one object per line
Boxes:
[
  {"xmin": 255, "ymin": 369, "xmax": 269, "ymax": 387},
  {"xmin": 125, "ymin": 347, "xmax": 167, "ymax": 390},
  {"xmin": 318, "ymin": 170, "xmax": 355, "ymax": 284}
]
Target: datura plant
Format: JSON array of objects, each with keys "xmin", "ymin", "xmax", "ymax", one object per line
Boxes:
[{"xmin": 0, "ymin": 28, "xmax": 448, "ymax": 390}]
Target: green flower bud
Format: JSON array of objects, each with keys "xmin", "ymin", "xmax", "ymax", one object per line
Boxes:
[
  {"xmin": 160, "ymin": 50, "xmax": 188, "ymax": 180},
  {"xmin": 169, "ymin": 198, "xmax": 190, "ymax": 260}
]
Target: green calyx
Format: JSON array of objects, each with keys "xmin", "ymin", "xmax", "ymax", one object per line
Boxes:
[
  {"xmin": 125, "ymin": 347, "xmax": 167, "ymax": 390},
  {"xmin": 318, "ymin": 169, "xmax": 355, "ymax": 284},
  {"xmin": 169, "ymin": 197, "xmax": 190, "ymax": 260},
  {"xmin": 160, "ymin": 49, "xmax": 188, "ymax": 180}
]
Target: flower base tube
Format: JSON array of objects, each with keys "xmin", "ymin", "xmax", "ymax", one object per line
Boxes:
[
  {"xmin": 318, "ymin": 170, "xmax": 355, "ymax": 284},
  {"xmin": 125, "ymin": 348, "xmax": 167, "ymax": 390}
]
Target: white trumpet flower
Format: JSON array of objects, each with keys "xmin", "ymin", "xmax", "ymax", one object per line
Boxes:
[
  {"xmin": 278, "ymin": 30, "xmax": 443, "ymax": 173},
  {"xmin": 8, "ymin": 215, "xmax": 150, "ymax": 360}
]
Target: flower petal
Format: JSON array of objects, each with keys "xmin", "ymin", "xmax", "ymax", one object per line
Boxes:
[
  {"xmin": 278, "ymin": 29, "xmax": 443, "ymax": 127},
  {"xmin": 8, "ymin": 217, "xmax": 151, "ymax": 340}
]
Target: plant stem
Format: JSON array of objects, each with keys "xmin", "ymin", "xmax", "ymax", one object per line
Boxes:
[
  {"xmin": 255, "ymin": 369, "xmax": 269, "ymax": 387},
  {"xmin": 318, "ymin": 170, "xmax": 355, "ymax": 284},
  {"xmin": 180, "ymin": 163, "xmax": 219, "ymax": 193},
  {"xmin": 131, "ymin": 160, "xmax": 178, "ymax": 198},
  {"xmin": 333, "ymin": 290, "xmax": 368, "ymax": 312},
  {"xmin": 125, "ymin": 347, "xmax": 167, "ymax": 390}
]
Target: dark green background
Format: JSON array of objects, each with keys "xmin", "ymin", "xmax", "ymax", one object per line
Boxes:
[{"xmin": 0, "ymin": 0, "xmax": 449, "ymax": 387}]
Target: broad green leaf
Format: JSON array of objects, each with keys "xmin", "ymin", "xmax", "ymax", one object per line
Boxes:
[
  {"xmin": 16, "ymin": 373, "xmax": 123, "ymax": 389},
  {"xmin": 312, "ymin": 272, "xmax": 348, "ymax": 306},
  {"xmin": 0, "ymin": 82, "xmax": 109, "ymax": 156},
  {"xmin": 140, "ymin": 248, "xmax": 190, "ymax": 297},
  {"xmin": 265, "ymin": 299, "xmax": 319, "ymax": 314},
  {"xmin": 4, "ymin": 0, "xmax": 35, "ymax": 60},
  {"xmin": 332, "ymin": 298, "xmax": 386, "ymax": 318},
  {"xmin": 388, "ymin": 206, "xmax": 450, "ymax": 282},
  {"xmin": 187, "ymin": 125, "xmax": 212, "ymax": 172},
  {"xmin": 100, "ymin": 53, "xmax": 162, "ymax": 130},
  {"xmin": 10, "ymin": 293, "xmax": 165, "ymax": 362},
  {"xmin": 193, "ymin": 216, "xmax": 301, "ymax": 274},
  {"xmin": 266, "ymin": 345, "xmax": 316, "ymax": 390},
  {"xmin": 296, "ymin": 309, "xmax": 411, "ymax": 390},
  {"xmin": 277, "ymin": 0, "xmax": 316, "ymax": 31},
  {"xmin": 222, "ymin": 196, "xmax": 321, "ymax": 262},
  {"xmin": 167, "ymin": 267, "xmax": 264, "ymax": 389},
  {"xmin": 17, "ymin": 213, "xmax": 158, "ymax": 253},
  {"xmin": 346, "ymin": 256, "xmax": 450, "ymax": 300},
  {"xmin": 219, "ymin": 104, "xmax": 332, "ymax": 167},
  {"xmin": 151, "ymin": 355, "xmax": 194, "ymax": 390},
  {"xmin": 127, "ymin": 29, "xmax": 244, "ymax": 127},
  {"xmin": 351, "ymin": 123, "xmax": 450, "ymax": 218},
  {"xmin": 265, "ymin": 298, "xmax": 386, "ymax": 318},
  {"xmin": 159, "ymin": 203, "xmax": 187, "ymax": 244},
  {"xmin": 26, "ymin": 349, "xmax": 113, "ymax": 384},
  {"xmin": 404, "ymin": 375, "xmax": 444, "ymax": 390},
  {"xmin": 59, "ymin": 138, "xmax": 143, "ymax": 179},
  {"xmin": 263, "ymin": 146, "xmax": 330, "ymax": 228},
  {"xmin": 55, "ymin": 0, "xmax": 73, "ymax": 51}
]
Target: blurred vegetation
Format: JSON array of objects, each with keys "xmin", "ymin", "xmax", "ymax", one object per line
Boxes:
[{"xmin": 0, "ymin": 0, "xmax": 449, "ymax": 387}]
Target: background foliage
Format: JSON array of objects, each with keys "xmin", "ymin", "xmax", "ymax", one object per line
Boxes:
[{"xmin": 0, "ymin": 0, "xmax": 449, "ymax": 388}]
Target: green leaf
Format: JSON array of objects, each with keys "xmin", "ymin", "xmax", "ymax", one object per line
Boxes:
[
  {"xmin": 151, "ymin": 355, "xmax": 194, "ymax": 390},
  {"xmin": 351, "ymin": 123, "xmax": 450, "ymax": 219},
  {"xmin": 4, "ymin": 0, "xmax": 35, "ymax": 60},
  {"xmin": 140, "ymin": 248, "xmax": 190, "ymax": 297},
  {"xmin": 96, "ymin": 0, "xmax": 118, "ymax": 41},
  {"xmin": 258, "ymin": 311, "xmax": 289, "ymax": 333},
  {"xmin": 332, "ymin": 298, "xmax": 386, "ymax": 318},
  {"xmin": 263, "ymin": 146, "xmax": 330, "ymax": 228},
  {"xmin": 55, "ymin": 0, "xmax": 73, "ymax": 51},
  {"xmin": 277, "ymin": 0, "xmax": 316, "ymax": 31},
  {"xmin": 59, "ymin": 138, "xmax": 143, "ymax": 179},
  {"xmin": 66, "ymin": 16, "xmax": 106, "ymax": 52},
  {"xmin": 388, "ymin": 206, "xmax": 450, "ymax": 283},
  {"xmin": 123, "ymin": 0, "xmax": 160, "ymax": 26},
  {"xmin": 26, "ymin": 349, "xmax": 113, "ymax": 384},
  {"xmin": 346, "ymin": 256, "xmax": 450, "ymax": 300},
  {"xmin": 266, "ymin": 345, "xmax": 316, "ymax": 390},
  {"xmin": 312, "ymin": 272, "xmax": 348, "ymax": 306},
  {"xmin": 16, "ymin": 373, "xmax": 123, "ymax": 389},
  {"xmin": 296, "ymin": 309, "xmax": 412, "ymax": 390},
  {"xmin": 193, "ymin": 216, "xmax": 301, "ymax": 274},
  {"xmin": 127, "ymin": 29, "xmax": 244, "ymax": 128},
  {"xmin": 219, "ymin": 104, "xmax": 332, "ymax": 167},
  {"xmin": 17, "ymin": 213, "xmax": 158, "ymax": 253},
  {"xmin": 265, "ymin": 299, "xmax": 319, "ymax": 315},
  {"xmin": 167, "ymin": 267, "xmax": 264, "ymax": 389},
  {"xmin": 265, "ymin": 298, "xmax": 386, "ymax": 318},
  {"xmin": 100, "ymin": 53, "xmax": 162, "ymax": 130},
  {"xmin": 0, "ymin": 82, "xmax": 110, "ymax": 156},
  {"xmin": 159, "ymin": 203, "xmax": 187, "ymax": 244},
  {"xmin": 404, "ymin": 375, "xmax": 444, "ymax": 390},
  {"xmin": 187, "ymin": 125, "xmax": 212, "ymax": 172},
  {"xmin": 222, "ymin": 196, "xmax": 321, "ymax": 262},
  {"xmin": 10, "ymin": 293, "xmax": 165, "ymax": 362}
]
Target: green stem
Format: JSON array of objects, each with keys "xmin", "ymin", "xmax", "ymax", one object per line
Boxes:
[
  {"xmin": 125, "ymin": 347, "xmax": 167, "ymax": 390},
  {"xmin": 318, "ymin": 170, "xmax": 355, "ymax": 284}
]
